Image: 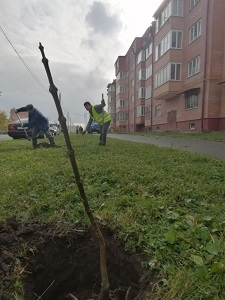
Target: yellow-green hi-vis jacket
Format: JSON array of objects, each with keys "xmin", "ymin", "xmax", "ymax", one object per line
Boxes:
[{"xmin": 91, "ymin": 106, "xmax": 111, "ymax": 125}]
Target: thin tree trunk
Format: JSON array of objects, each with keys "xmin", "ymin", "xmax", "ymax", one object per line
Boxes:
[{"xmin": 38, "ymin": 43, "xmax": 110, "ymax": 299}]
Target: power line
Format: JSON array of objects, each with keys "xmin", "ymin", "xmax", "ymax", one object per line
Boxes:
[
  {"xmin": 0, "ymin": 23, "xmax": 85, "ymax": 121},
  {"xmin": 0, "ymin": 25, "xmax": 49, "ymax": 93}
]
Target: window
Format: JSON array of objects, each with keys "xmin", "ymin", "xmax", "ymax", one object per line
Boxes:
[
  {"xmin": 156, "ymin": 43, "xmax": 162, "ymax": 61},
  {"xmin": 189, "ymin": 123, "xmax": 195, "ymax": 130},
  {"xmin": 190, "ymin": 0, "xmax": 199, "ymax": 10},
  {"xmin": 185, "ymin": 92, "xmax": 198, "ymax": 109},
  {"xmin": 189, "ymin": 19, "xmax": 202, "ymax": 43},
  {"xmin": 116, "ymin": 112, "xmax": 126, "ymax": 120},
  {"xmin": 172, "ymin": 31, "xmax": 182, "ymax": 48},
  {"xmin": 137, "ymin": 69, "xmax": 146, "ymax": 81},
  {"xmin": 155, "ymin": 63, "xmax": 181, "ymax": 88},
  {"xmin": 136, "ymin": 106, "xmax": 145, "ymax": 117},
  {"xmin": 188, "ymin": 56, "xmax": 200, "ymax": 77},
  {"xmin": 156, "ymin": 14, "xmax": 162, "ymax": 33},
  {"xmin": 116, "ymin": 99, "xmax": 126, "ymax": 108},
  {"xmin": 146, "ymin": 65, "xmax": 152, "ymax": 79},
  {"xmin": 156, "ymin": 2, "xmax": 172, "ymax": 33},
  {"xmin": 155, "ymin": 30, "xmax": 182, "ymax": 61},
  {"xmin": 171, "ymin": 63, "xmax": 181, "ymax": 80},
  {"xmin": 145, "ymin": 85, "xmax": 152, "ymax": 99},
  {"xmin": 131, "ymin": 78, "xmax": 134, "ymax": 87},
  {"xmin": 131, "ymin": 94, "xmax": 134, "ymax": 102},
  {"xmin": 145, "ymin": 106, "xmax": 151, "ymax": 119},
  {"xmin": 116, "ymin": 85, "xmax": 125, "ymax": 95},
  {"xmin": 137, "ymin": 88, "xmax": 146, "ymax": 99},
  {"xmin": 172, "ymin": 0, "xmax": 183, "ymax": 16},
  {"xmin": 155, "ymin": 0, "xmax": 183, "ymax": 33},
  {"xmin": 137, "ymin": 50, "xmax": 146, "ymax": 65},
  {"xmin": 108, "ymin": 85, "xmax": 115, "ymax": 92},
  {"xmin": 109, "ymin": 107, "xmax": 115, "ymax": 113},
  {"xmin": 146, "ymin": 43, "xmax": 152, "ymax": 59},
  {"xmin": 155, "ymin": 104, "xmax": 162, "ymax": 117},
  {"xmin": 116, "ymin": 71, "xmax": 126, "ymax": 81}
]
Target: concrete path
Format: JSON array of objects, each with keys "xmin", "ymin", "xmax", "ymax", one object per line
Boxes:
[
  {"xmin": 108, "ymin": 133, "xmax": 225, "ymax": 160},
  {"xmin": 0, "ymin": 134, "xmax": 12, "ymax": 141}
]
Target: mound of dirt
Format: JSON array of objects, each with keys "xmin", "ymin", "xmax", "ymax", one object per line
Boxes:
[{"xmin": 0, "ymin": 217, "xmax": 154, "ymax": 300}]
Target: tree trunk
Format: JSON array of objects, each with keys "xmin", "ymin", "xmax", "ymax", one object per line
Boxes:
[{"xmin": 39, "ymin": 43, "xmax": 110, "ymax": 299}]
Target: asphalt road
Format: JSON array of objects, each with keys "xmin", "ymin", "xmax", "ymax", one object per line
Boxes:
[{"xmin": 108, "ymin": 133, "xmax": 225, "ymax": 160}]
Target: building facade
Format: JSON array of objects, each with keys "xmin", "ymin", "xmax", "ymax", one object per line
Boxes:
[
  {"xmin": 108, "ymin": 0, "xmax": 225, "ymax": 132},
  {"xmin": 10, "ymin": 108, "xmax": 27, "ymax": 121},
  {"xmin": 107, "ymin": 80, "xmax": 116, "ymax": 130}
]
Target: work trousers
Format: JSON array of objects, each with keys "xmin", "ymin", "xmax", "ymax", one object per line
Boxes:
[
  {"xmin": 99, "ymin": 121, "xmax": 110, "ymax": 146},
  {"xmin": 32, "ymin": 127, "xmax": 55, "ymax": 148}
]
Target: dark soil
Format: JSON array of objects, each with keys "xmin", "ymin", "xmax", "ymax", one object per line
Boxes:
[{"xmin": 0, "ymin": 217, "xmax": 154, "ymax": 300}]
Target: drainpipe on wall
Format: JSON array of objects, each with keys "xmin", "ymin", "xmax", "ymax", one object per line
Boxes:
[{"xmin": 201, "ymin": 0, "xmax": 210, "ymax": 132}]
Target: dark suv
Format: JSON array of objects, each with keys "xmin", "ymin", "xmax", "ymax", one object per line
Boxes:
[{"xmin": 88, "ymin": 121, "xmax": 100, "ymax": 134}]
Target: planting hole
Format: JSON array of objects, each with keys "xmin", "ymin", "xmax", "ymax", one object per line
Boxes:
[{"xmin": 0, "ymin": 219, "xmax": 153, "ymax": 300}]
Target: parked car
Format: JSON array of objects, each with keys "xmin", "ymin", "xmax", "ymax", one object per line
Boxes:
[
  {"xmin": 7, "ymin": 119, "xmax": 56, "ymax": 139},
  {"xmin": 88, "ymin": 121, "xmax": 100, "ymax": 134},
  {"xmin": 50, "ymin": 125, "xmax": 60, "ymax": 136},
  {"xmin": 8, "ymin": 118, "xmax": 32, "ymax": 139}
]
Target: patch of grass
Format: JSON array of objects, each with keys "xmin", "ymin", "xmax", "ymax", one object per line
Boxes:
[{"xmin": 1, "ymin": 134, "xmax": 225, "ymax": 299}]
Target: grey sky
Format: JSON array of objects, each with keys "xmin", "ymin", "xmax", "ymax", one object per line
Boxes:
[
  {"xmin": 86, "ymin": 1, "xmax": 122, "ymax": 35},
  {"xmin": 0, "ymin": 0, "xmax": 162, "ymax": 125}
]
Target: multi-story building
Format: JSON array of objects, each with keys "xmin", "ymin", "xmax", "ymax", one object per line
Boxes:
[
  {"xmin": 10, "ymin": 108, "xmax": 27, "ymax": 121},
  {"xmin": 109, "ymin": 0, "xmax": 225, "ymax": 132}
]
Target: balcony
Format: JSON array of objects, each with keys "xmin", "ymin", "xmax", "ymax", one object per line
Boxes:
[
  {"xmin": 154, "ymin": 81, "xmax": 182, "ymax": 100},
  {"xmin": 136, "ymin": 116, "xmax": 145, "ymax": 125},
  {"xmin": 116, "ymin": 120, "xmax": 127, "ymax": 127}
]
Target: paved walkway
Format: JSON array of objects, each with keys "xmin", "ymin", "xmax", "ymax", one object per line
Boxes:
[{"xmin": 108, "ymin": 133, "xmax": 225, "ymax": 160}]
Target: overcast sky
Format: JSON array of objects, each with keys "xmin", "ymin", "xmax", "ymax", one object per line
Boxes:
[{"xmin": 0, "ymin": 0, "xmax": 162, "ymax": 125}]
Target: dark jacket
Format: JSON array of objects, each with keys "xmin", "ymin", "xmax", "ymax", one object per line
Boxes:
[{"xmin": 16, "ymin": 107, "xmax": 49, "ymax": 132}]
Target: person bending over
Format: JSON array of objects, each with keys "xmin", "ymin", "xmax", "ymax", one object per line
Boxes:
[
  {"xmin": 15, "ymin": 104, "xmax": 55, "ymax": 149},
  {"xmin": 83, "ymin": 98, "xmax": 111, "ymax": 146}
]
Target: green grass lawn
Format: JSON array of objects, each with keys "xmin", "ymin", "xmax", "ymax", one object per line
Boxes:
[{"xmin": 1, "ymin": 133, "xmax": 225, "ymax": 299}]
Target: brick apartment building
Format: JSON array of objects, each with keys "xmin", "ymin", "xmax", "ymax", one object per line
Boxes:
[
  {"xmin": 108, "ymin": 0, "xmax": 225, "ymax": 132},
  {"xmin": 10, "ymin": 108, "xmax": 28, "ymax": 121}
]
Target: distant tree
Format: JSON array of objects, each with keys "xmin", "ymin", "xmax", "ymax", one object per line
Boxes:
[{"xmin": 0, "ymin": 110, "xmax": 8, "ymax": 131}]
